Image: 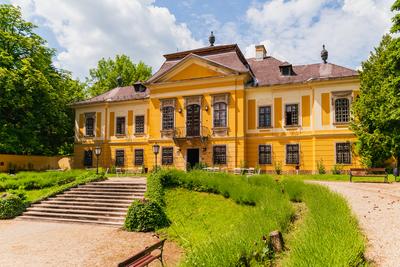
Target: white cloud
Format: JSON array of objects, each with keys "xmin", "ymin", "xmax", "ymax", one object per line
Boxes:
[
  {"xmin": 11, "ymin": 0, "xmax": 202, "ymax": 79},
  {"xmin": 244, "ymin": 0, "xmax": 393, "ymax": 68}
]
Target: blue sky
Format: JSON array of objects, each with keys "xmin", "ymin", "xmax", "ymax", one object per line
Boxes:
[{"xmin": 8, "ymin": 0, "xmax": 395, "ymax": 80}]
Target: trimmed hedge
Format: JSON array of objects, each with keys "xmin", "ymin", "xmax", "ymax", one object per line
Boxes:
[
  {"xmin": 124, "ymin": 199, "xmax": 170, "ymax": 232},
  {"xmin": 0, "ymin": 193, "xmax": 26, "ymax": 219}
]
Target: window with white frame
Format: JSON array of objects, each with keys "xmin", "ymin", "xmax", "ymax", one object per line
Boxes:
[
  {"xmin": 135, "ymin": 115, "xmax": 145, "ymax": 134},
  {"xmin": 162, "ymin": 106, "xmax": 174, "ymax": 130},
  {"xmin": 213, "ymin": 102, "xmax": 227, "ymax": 127},
  {"xmin": 335, "ymin": 98, "xmax": 350, "ymax": 123},
  {"xmin": 286, "ymin": 144, "xmax": 299, "ymax": 164},
  {"xmin": 259, "ymin": 145, "xmax": 272, "ymax": 164},
  {"xmin": 285, "ymin": 104, "xmax": 299, "ymax": 126},
  {"xmin": 116, "ymin": 116, "xmax": 125, "ymax": 135},
  {"xmin": 336, "ymin": 142, "xmax": 351, "ymax": 164},
  {"xmin": 258, "ymin": 106, "xmax": 272, "ymax": 128}
]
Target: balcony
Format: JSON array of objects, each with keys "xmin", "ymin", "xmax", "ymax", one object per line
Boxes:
[{"xmin": 172, "ymin": 126, "xmax": 210, "ymax": 146}]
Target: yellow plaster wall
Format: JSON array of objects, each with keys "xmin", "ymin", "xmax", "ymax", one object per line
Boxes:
[
  {"xmin": 169, "ymin": 63, "xmax": 223, "ymax": 81},
  {"xmin": 321, "ymin": 93, "xmax": 330, "ymax": 126},
  {"xmin": 301, "ymin": 95, "xmax": 311, "ymax": 127},
  {"xmin": 274, "ymin": 97, "xmax": 282, "ymax": 128},
  {"xmin": 247, "ymin": 99, "xmax": 256, "ymax": 130},
  {"xmin": 0, "ymin": 154, "xmax": 72, "ymax": 172}
]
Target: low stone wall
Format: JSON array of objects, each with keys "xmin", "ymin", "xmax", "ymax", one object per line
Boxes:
[{"xmin": 0, "ymin": 154, "xmax": 73, "ymax": 172}]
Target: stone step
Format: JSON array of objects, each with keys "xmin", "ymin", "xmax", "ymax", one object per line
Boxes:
[
  {"xmin": 22, "ymin": 211, "xmax": 125, "ymax": 222},
  {"xmin": 63, "ymin": 191, "xmax": 138, "ymax": 198},
  {"xmin": 47, "ymin": 196, "xmax": 137, "ymax": 203},
  {"xmin": 18, "ymin": 216, "xmax": 123, "ymax": 226},
  {"xmin": 73, "ymin": 187, "xmax": 146, "ymax": 193},
  {"xmin": 32, "ymin": 203, "xmax": 129, "ymax": 212},
  {"xmin": 58, "ymin": 194, "xmax": 139, "ymax": 200},
  {"xmin": 91, "ymin": 182, "xmax": 146, "ymax": 186},
  {"xmin": 26, "ymin": 207, "xmax": 126, "ymax": 217},
  {"xmin": 43, "ymin": 200, "xmax": 132, "ymax": 208}
]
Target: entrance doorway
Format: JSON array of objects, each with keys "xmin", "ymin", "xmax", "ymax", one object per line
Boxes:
[{"xmin": 187, "ymin": 148, "xmax": 200, "ymax": 169}]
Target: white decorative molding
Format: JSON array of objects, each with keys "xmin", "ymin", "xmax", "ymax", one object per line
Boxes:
[
  {"xmin": 184, "ymin": 95, "xmax": 202, "ymax": 107},
  {"xmin": 160, "ymin": 98, "xmax": 176, "ymax": 109},
  {"xmin": 211, "ymin": 93, "xmax": 230, "ymax": 106}
]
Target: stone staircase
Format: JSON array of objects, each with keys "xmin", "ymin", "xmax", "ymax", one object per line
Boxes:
[{"xmin": 18, "ymin": 178, "xmax": 146, "ymax": 226}]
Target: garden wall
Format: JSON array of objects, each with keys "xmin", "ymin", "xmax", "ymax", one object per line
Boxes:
[{"xmin": 0, "ymin": 154, "xmax": 72, "ymax": 172}]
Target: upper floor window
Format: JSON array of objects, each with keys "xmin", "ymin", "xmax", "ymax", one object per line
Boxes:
[
  {"xmin": 259, "ymin": 145, "xmax": 272, "ymax": 164},
  {"xmin": 286, "ymin": 144, "xmax": 299, "ymax": 165},
  {"xmin": 116, "ymin": 117, "xmax": 125, "ymax": 135},
  {"xmin": 115, "ymin": 149, "xmax": 124, "ymax": 167},
  {"xmin": 134, "ymin": 149, "xmax": 144, "ymax": 166},
  {"xmin": 259, "ymin": 106, "xmax": 271, "ymax": 128},
  {"xmin": 336, "ymin": 142, "xmax": 351, "ymax": 164},
  {"xmin": 162, "ymin": 147, "xmax": 173, "ymax": 165},
  {"xmin": 213, "ymin": 145, "xmax": 227, "ymax": 165},
  {"xmin": 83, "ymin": 150, "xmax": 93, "ymax": 167},
  {"xmin": 213, "ymin": 102, "xmax": 227, "ymax": 128},
  {"xmin": 162, "ymin": 106, "xmax": 174, "ymax": 130},
  {"xmin": 135, "ymin": 115, "xmax": 145, "ymax": 134},
  {"xmin": 285, "ymin": 104, "xmax": 299, "ymax": 126},
  {"xmin": 335, "ymin": 98, "xmax": 350, "ymax": 123},
  {"xmin": 85, "ymin": 113, "xmax": 95, "ymax": 136}
]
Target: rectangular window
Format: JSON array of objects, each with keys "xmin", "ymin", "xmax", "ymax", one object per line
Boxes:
[
  {"xmin": 115, "ymin": 149, "xmax": 124, "ymax": 167},
  {"xmin": 258, "ymin": 106, "xmax": 272, "ymax": 128},
  {"xmin": 135, "ymin": 115, "xmax": 145, "ymax": 134},
  {"xmin": 286, "ymin": 144, "xmax": 299, "ymax": 164},
  {"xmin": 85, "ymin": 114, "xmax": 95, "ymax": 136},
  {"xmin": 335, "ymin": 98, "xmax": 350, "ymax": 123},
  {"xmin": 162, "ymin": 106, "xmax": 174, "ymax": 130},
  {"xmin": 213, "ymin": 145, "xmax": 227, "ymax": 165},
  {"xmin": 336, "ymin": 143, "xmax": 351, "ymax": 164},
  {"xmin": 285, "ymin": 104, "xmax": 299, "ymax": 126},
  {"xmin": 83, "ymin": 150, "xmax": 93, "ymax": 167},
  {"xmin": 213, "ymin": 102, "xmax": 227, "ymax": 128},
  {"xmin": 116, "ymin": 117, "xmax": 126, "ymax": 135},
  {"xmin": 162, "ymin": 147, "xmax": 173, "ymax": 165},
  {"xmin": 134, "ymin": 149, "xmax": 144, "ymax": 166},
  {"xmin": 259, "ymin": 145, "xmax": 272, "ymax": 164}
]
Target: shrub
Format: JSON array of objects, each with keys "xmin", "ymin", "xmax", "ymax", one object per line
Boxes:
[
  {"xmin": 124, "ymin": 199, "xmax": 169, "ymax": 232},
  {"xmin": 316, "ymin": 159, "xmax": 326, "ymax": 174},
  {"xmin": 0, "ymin": 193, "xmax": 26, "ymax": 219},
  {"xmin": 281, "ymin": 178, "xmax": 303, "ymax": 202},
  {"xmin": 274, "ymin": 161, "xmax": 282, "ymax": 175},
  {"xmin": 331, "ymin": 164, "xmax": 344, "ymax": 174}
]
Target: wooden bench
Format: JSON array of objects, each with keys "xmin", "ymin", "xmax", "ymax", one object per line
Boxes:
[
  {"xmin": 349, "ymin": 168, "xmax": 388, "ymax": 183},
  {"xmin": 118, "ymin": 239, "xmax": 165, "ymax": 267}
]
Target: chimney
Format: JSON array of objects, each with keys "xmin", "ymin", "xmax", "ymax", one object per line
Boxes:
[{"xmin": 255, "ymin": 45, "xmax": 267, "ymax": 60}]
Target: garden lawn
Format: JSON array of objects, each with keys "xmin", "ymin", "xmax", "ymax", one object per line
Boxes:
[
  {"xmin": 276, "ymin": 173, "xmax": 397, "ymax": 183},
  {"xmin": 150, "ymin": 170, "xmax": 367, "ymax": 266}
]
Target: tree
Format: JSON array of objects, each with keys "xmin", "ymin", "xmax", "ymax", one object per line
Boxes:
[
  {"xmin": 0, "ymin": 4, "xmax": 85, "ymax": 156},
  {"xmin": 86, "ymin": 54, "xmax": 152, "ymax": 97},
  {"xmin": 351, "ymin": 34, "xmax": 400, "ymax": 167},
  {"xmin": 391, "ymin": 0, "xmax": 400, "ymax": 33}
]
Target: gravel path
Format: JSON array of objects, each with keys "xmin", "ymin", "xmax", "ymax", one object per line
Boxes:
[
  {"xmin": 312, "ymin": 181, "xmax": 400, "ymax": 267},
  {"xmin": 0, "ymin": 220, "xmax": 182, "ymax": 267}
]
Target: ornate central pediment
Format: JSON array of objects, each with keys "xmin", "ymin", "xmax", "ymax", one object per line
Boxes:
[{"xmin": 151, "ymin": 54, "xmax": 240, "ymax": 84}]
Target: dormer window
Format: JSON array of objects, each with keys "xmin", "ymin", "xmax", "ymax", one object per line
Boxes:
[
  {"xmin": 133, "ymin": 82, "xmax": 146, "ymax": 92},
  {"xmin": 279, "ymin": 62, "xmax": 295, "ymax": 76}
]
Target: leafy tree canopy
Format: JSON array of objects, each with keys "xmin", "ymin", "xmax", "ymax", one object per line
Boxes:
[
  {"xmin": 86, "ymin": 54, "xmax": 152, "ymax": 97},
  {"xmin": 391, "ymin": 0, "xmax": 400, "ymax": 33},
  {"xmin": 351, "ymin": 34, "xmax": 400, "ymax": 167},
  {"xmin": 0, "ymin": 4, "xmax": 85, "ymax": 156}
]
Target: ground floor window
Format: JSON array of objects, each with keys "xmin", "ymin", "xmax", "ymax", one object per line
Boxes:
[
  {"xmin": 115, "ymin": 149, "xmax": 125, "ymax": 167},
  {"xmin": 286, "ymin": 144, "xmax": 299, "ymax": 164},
  {"xmin": 134, "ymin": 149, "xmax": 144, "ymax": 166},
  {"xmin": 259, "ymin": 145, "xmax": 272, "ymax": 164},
  {"xmin": 162, "ymin": 147, "xmax": 173, "ymax": 165},
  {"xmin": 84, "ymin": 150, "xmax": 93, "ymax": 167},
  {"xmin": 213, "ymin": 145, "xmax": 226, "ymax": 165},
  {"xmin": 336, "ymin": 142, "xmax": 351, "ymax": 164}
]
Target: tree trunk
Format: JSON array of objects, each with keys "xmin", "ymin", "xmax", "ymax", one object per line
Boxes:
[{"xmin": 269, "ymin": 230, "xmax": 284, "ymax": 252}]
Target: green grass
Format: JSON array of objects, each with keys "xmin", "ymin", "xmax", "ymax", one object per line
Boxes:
[
  {"xmin": 281, "ymin": 179, "xmax": 366, "ymax": 266},
  {"xmin": 275, "ymin": 173, "xmax": 397, "ymax": 182},
  {"xmin": 151, "ymin": 170, "xmax": 367, "ymax": 266}
]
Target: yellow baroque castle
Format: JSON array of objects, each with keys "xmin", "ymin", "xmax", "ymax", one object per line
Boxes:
[{"xmin": 72, "ymin": 43, "xmax": 361, "ymax": 174}]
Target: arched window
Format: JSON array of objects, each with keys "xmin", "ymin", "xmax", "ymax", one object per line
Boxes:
[
  {"xmin": 213, "ymin": 102, "xmax": 227, "ymax": 128},
  {"xmin": 162, "ymin": 106, "xmax": 174, "ymax": 130},
  {"xmin": 335, "ymin": 98, "xmax": 350, "ymax": 123}
]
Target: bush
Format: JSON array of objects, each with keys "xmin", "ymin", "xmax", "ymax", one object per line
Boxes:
[
  {"xmin": 124, "ymin": 199, "xmax": 169, "ymax": 232},
  {"xmin": 316, "ymin": 159, "xmax": 326, "ymax": 174},
  {"xmin": 0, "ymin": 193, "xmax": 26, "ymax": 219},
  {"xmin": 275, "ymin": 161, "xmax": 282, "ymax": 175},
  {"xmin": 331, "ymin": 164, "xmax": 344, "ymax": 174}
]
